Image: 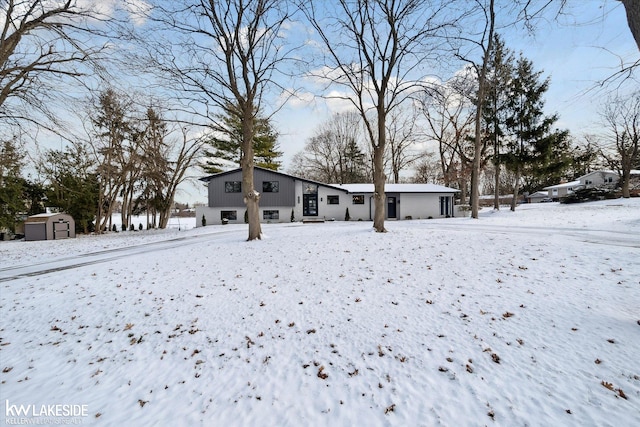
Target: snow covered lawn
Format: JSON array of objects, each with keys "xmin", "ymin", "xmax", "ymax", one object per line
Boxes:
[{"xmin": 1, "ymin": 200, "xmax": 639, "ymax": 426}]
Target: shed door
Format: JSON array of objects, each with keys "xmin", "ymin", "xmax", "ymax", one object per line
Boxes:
[
  {"xmin": 53, "ymin": 221, "xmax": 70, "ymax": 239},
  {"xmin": 25, "ymin": 223, "xmax": 46, "ymax": 241}
]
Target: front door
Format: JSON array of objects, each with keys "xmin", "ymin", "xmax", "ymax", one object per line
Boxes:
[
  {"xmin": 387, "ymin": 196, "xmax": 397, "ymax": 219},
  {"xmin": 303, "ymin": 194, "xmax": 318, "ymax": 216}
]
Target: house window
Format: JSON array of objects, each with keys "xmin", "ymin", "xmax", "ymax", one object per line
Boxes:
[
  {"xmin": 225, "ymin": 181, "xmax": 241, "ymax": 193},
  {"xmin": 327, "ymin": 195, "xmax": 339, "ymax": 205},
  {"xmin": 262, "ymin": 181, "xmax": 279, "ymax": 193},
  {"xmin": 263, "ymin": 210, "xmax": 279, "ymax": 220},
  {"xmin": 552, "ymin": 189, "xmax": 558, "ymax": 196},
  {"xmin": 585, "ymin": 179, "xmax": 592, "ymax": 185},
  {"xmin": 352, "ymin": 195, "xmax": 364, "ymax": 205},
  {"xmin": 221, "ymin": 210, "xmax": 237, "ymax": 221}
]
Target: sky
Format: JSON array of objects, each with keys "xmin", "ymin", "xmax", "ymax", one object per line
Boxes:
[
  {"xmin": 11, "ymin": 1, "xmax": 639, "ymax": 206},
  {"xmin": 271, "ymin": 0, "xmax": 638, "ymax": 170},
  {"xmin": 194, "ymin": 0, "xmax": 638, "ymax": 205},
  {"xmin": 1, "ymin": 199, "xmax": 639, "ymax": 425}
]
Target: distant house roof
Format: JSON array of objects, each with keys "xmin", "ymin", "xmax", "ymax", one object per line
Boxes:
[
  {"xmin": 331, "ymin": 183, "xmax": 460, "ymax": 193},
  {"xmin": 528, "ymin": 191, "xmax": 549, "ymax": 198},
  {"xmin": 543, "ymin": 180, "xmax": 580, "ymax": 190}
]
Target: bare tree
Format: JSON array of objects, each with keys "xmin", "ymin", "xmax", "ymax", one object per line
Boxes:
[
  {"xmin": 463, "ymin": 0, "xmax": 496, "ymax": 218},
  {"xmin": 417, "ymin": 74, "xmax": 476, "ymax": 202},
  {"xmin": 142, "ymin": 0, "xmax": 295, "ymax": 241},
  {"xmin": 385, "ymin": 106, "xmax": 424, "ymax": 183},
  {"xmin": 601, "ymin": 92, "xmax": 640, "ymax": 198},
  {"xmin": 412, "ymin": 150, "xmax": 442, "ymax": 183},
  {"xmin": 289, "ymin": 111, "xmax": 368, "ymax": 183},
  {"xmin": 300, "ymin": 0, "xmax": 454, "ymax": 232},
  {"xmin": 89, "ymin": 88, "xmax": 135, "ymax": 233},
  {"xmin": 0, "ymin": 0, "xmax": 112, "ymax": 130}
]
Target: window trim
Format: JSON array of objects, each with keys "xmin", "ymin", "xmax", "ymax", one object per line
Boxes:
[{"xmin": 327, "ymin": 195, "xmax": 340, "ymax": 205}]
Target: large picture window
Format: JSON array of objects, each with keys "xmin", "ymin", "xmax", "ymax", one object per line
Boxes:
[
  {"xmin": 225, "ymin": 181, "xmax": 241, "ymax": 193},
  {"xmin": 221, "ymin": 210, "xmax": 237, "ymax": 221},
  {"xmin": 262, "ymin": 181, "xmax": 279, "ymax": 193},
  {"xmin": 352, "ymin": 195, "xmax": 364, "ymax": 205},
  {"xmin": 263, "ymin": 210, "xmax": 279, "ymax": 220},
  {"xmin": 327, "ymin": 195, "xmax": 339, "ymax": 205}
]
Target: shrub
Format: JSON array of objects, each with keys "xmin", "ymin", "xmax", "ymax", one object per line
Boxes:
[
  {"xmin": 121, "ymin": 223, "xmax": 127, "ymax": 231},
  {"xmin": 560, "ymin": 187, "xmax": 617, "ymax": 204},
  {"xmin": 201, "ymin": 214, "xmax": 207, "ymax": 227},
  {"xmin": 112, "ymin": 224, "xmax": 117, "ymax": 232},
  {"xmin": 138, "ymin": 223, "xmax": 143, "ymax": 231},
  {"xmin": 291, "ymin": 209, "xmax": 295, "ymax": 222},
  {"xmin": 345, "ymin": 207, "xmax": 350, "ymax": 221},
  {"xmin": 129, "ymin": 223, "xmax": 135, "ymax": 231}
]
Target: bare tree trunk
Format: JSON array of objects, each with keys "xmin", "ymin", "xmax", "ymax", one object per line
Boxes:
[
  {"xmin": 494, "ymin": 162, "xmax": 500, "ymax": 210},
  {"xmin": 621, "ymin": 165, "xmax": 631, "ymax": 198},
  {"xmin": 471, "ymin": 0, "xmax": 495, "ymax": 219},
  {"xmin": 511, "ymin": 167, "xmax": 521, "ymax": 211},
  {"xmin": 620, "ymin": 0, "xmax": 640, "ymax": 51},
  {"xmin": 372, "ymin": 150, "xmax": 386, "ymax": 231},
  {"xmin": 242, "ymin": 112, "xmax": 262, "ymax": 240}
]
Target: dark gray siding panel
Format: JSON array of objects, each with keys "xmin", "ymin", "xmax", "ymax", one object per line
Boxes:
[
  {"xmin": 255, "ymin": 169, "xmax": 295, "ymax": 207},
  {"xmin": 208, "ymin": 169, "xmax": 295, "ymax": 208},
  {"xmin": 208, "ymin": 170, "xmax": 245, "ymax": 207}
]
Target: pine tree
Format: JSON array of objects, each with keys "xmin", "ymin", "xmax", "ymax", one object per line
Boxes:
[
  {"xmin": 0, "ymin": 139, "xmax": 27, "ymax": 232},
  {"xmin": 483, "ymin": 34, "xmax": 514, "ymax": 209},
  {"xmin": 503, "ymin": 55, "xmax": 571, "ymax": 210},
  {"xmin": 41, "ymin": 143, "xmax": 99, "ymax": 233},
  {"xmin": 202, "ymin": 107, "xmax": 282, "ymax": 174}
]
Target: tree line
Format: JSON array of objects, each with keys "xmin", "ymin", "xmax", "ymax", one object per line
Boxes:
[{"xmin": 0, "ymin": 1, "xmax": 638, "ymax": 238}]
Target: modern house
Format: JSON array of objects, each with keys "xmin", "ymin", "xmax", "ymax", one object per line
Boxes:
[{"xmin": 195, "ymin": 167, "xmax": 460, "ymax": 226}]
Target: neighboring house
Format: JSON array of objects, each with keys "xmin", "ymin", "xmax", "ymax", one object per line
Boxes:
[
  {"xmin": 578, "ymin": 170, "xmax": 620, "ymax": 188},
  {"xmin": 525, "ymin": 191, "xmax": 551, "ymax": 203},
  {"xmin": 543, "ymin": 180, "xmax": 580, "ymax": 201},
  {"xmin": 543, "ymin": 169, "xmax": 640, "ymax": 200},
  {"xmin": 195, "ymin": 167, "xmax": 460, "ymax": 226}
]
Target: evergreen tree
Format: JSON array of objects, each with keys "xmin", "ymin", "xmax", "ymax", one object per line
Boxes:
[
  {"xmin": 0, "ymin": 139, "xmax": 27, "ymax": 232},
  {"xmin": 503, "ymin": 55, "xmax": 571, "ymax": 210},
  {"xmin": 483, "ymin": 34, "xmax": 514, "ymax": 209},
  {"xmin": 341, "ymin": 139, "xmax": 368, "ymax": 183},
  {"xmin": 41, "ymin": 143, "xmax": 99, "ymax": 233},
  {"xmin": 202, "ymin": 107, "xmax": 282, "ymax": 174}
]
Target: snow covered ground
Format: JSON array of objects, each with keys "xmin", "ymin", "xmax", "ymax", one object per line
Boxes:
[{"xmin": 1, "ymin": 199, "xmax": 639, "ymax": 426}]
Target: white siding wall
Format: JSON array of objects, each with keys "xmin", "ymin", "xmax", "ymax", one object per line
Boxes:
[
  {"xmin": 196, "ymin": 205, "xmax": 296, "ymax": 226},
  {"xmin": 581, "ymin": 171, "xmax": 618, "ymax": 187},
  {"xmin": 398, "ymin": 193, "xmax": 445, "ymax": 219},
  {"xmin": 196, "ymin": 187, "xmax": 458, "ymax": 227}
]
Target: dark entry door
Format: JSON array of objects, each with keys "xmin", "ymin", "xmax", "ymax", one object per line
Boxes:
[
  {"xmin": 303, "ymin": 194, "xmax": 318, "ymax": 216},
  {"xmin": 387, "ymin": 196, "xmax": 397, "ymax": 219}
]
